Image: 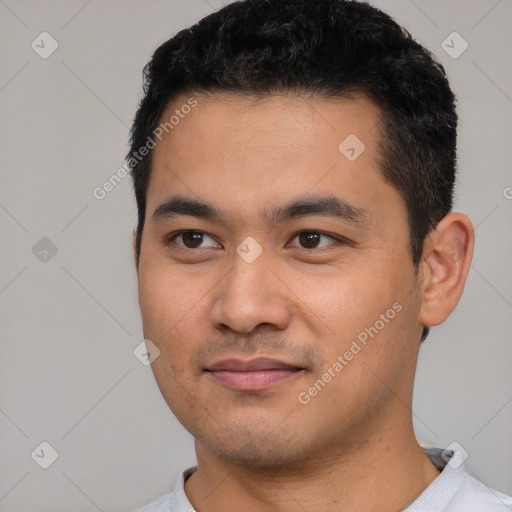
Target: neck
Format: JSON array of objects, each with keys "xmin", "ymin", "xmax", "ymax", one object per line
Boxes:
[{"xmin": 184, "ymin": 423, "xmax": 440, "ymax": 512}]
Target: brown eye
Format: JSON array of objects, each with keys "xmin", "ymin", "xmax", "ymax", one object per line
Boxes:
[
  {"xmin": 290, "ymin": 231, "xmax": 337, "ymax": 249},
  {"xmin": 181, "ymin": 232, "xmax": 204, "ymax": 248},
  {"xmin": 169, "ymin": 231, "xmax": 219, "ymax": 249}
]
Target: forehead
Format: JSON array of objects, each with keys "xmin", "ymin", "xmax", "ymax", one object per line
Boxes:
[
  {"xmin": 155, "ymin": 91, "xmax": 381, "ymax": 161},
  {"xmin": 146, "ymin": 92, "xmax": 400, "ymax": 227}
]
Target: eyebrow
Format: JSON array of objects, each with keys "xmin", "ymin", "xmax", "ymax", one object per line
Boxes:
[{"xmin": 151, "ymin": 194, "xmax": 370, "ymax": 227}]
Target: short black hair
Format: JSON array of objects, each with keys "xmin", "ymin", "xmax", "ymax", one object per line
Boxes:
[{"xmin": 128, "ymin": 0, "xmax": 457, "ymax": 274}]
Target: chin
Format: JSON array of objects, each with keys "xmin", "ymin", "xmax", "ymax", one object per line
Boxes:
[{"xmin": 193, "ymin": 421, "xmax": 315, "ymax": 467}]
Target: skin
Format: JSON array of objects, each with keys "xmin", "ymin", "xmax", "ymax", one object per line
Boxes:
[{"xmin": 134, "ymin": 92, "xmax": 474, "ymax": 512}]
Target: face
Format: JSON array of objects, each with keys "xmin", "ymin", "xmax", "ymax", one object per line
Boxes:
[{"xmin": 136, "ymin": 93, "xmax": 425, "ymax": 466}]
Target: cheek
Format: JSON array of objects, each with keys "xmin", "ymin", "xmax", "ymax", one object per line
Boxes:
[
  {"xmin": 138, "ymin": 263, "xmax": 208, "ymax": 413},
  {"xmin": 289, "ymin": 257, "xmax": 416, "ymax": 380},
  {"xmin": 137, "ymin": 260, "xmax": 208, "ymax": 366},
  {"xmin": 139, "ymin": 252, "xmax": 195, "ymax": 323},
  {"xmin": 290, "ymin": 263, "xmax": 396, "ymax": 341}
]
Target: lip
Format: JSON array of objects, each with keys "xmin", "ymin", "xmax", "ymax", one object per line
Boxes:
[
  {"xmin": 207, "ymin": 357, "xmax": 303, "ymax": 372},
  {"xmin": 205, "ymin": 357, "xmax": 305, "ymax": 391}
]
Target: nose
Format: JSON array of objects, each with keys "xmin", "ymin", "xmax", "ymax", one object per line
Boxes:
[{"xmin": 210, "ymin": 252, "xmax": 291, "ymax": 334}]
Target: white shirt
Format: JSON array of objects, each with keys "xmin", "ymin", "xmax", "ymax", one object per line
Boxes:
[{"xmin": 134, "ymin": 448, "xmax": 512, "ymax": 511}]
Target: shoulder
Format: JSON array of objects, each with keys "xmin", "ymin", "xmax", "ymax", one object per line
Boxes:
[
  {"xmin": 407, "ymin": 448, "xmax": 512, "ymax": 511},
  {"xmin": 133, "ymin": 492, "xmax": 172, "ymax": 512},
  {"xmin": 446, "ymin": 471, "xmax": 512, "ymax": 511},
  {"xmin": 132, "ymin": 466, "xmax": 197, "ymax": 512}
]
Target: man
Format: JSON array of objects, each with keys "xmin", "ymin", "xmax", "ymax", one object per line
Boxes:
[{"xmin": 128, "ymin": 0, "xmax": 512, "ymax": 510}]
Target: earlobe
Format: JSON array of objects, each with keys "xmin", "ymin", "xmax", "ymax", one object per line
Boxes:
[{"xmin": 418, "ymin": 212, "xmax": 474, "ymax": 327}]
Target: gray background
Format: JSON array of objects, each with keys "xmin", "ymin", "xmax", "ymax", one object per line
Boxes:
[{"xmin": 0, "ymin": 0, "xmax": 511, "ymax": 510}]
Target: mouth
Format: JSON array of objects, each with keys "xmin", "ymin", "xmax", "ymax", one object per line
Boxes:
[{"xmin": 204, "ymin": 357, "xmax": 306, "ymax": 391}]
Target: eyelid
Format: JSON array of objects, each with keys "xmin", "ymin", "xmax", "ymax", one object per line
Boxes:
[
  {"xmin": 287, "ymin": 230, "xmax": 342, "ymax": 249},
  {"xmin": 166, "ymin": 229, "xmax": 221, "ymax": 249}
]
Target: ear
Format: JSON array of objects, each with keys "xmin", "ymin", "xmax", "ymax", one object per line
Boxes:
[{"xmin": 418, "ymin": 212, "xmax": 474, "ymax": 327}]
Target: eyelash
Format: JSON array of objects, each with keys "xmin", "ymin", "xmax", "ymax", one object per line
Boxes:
[{"xmin": 165, "ymin": 230, "xmax": 345, "ymax": 251}]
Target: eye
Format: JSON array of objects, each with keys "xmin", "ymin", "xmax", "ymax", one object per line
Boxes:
[
  {"xmin": 167, "ymin": 230, "xmax": 220, "ymax": 249},
  {"xmin": 288, "ymin": 231, "xmax": 339, "ymax": 249}
]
